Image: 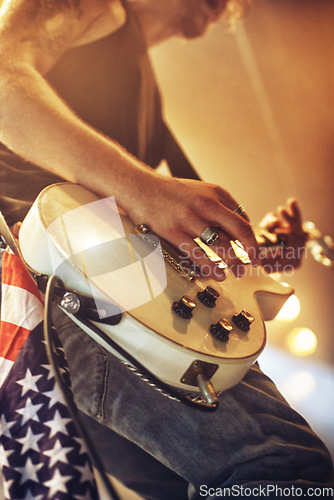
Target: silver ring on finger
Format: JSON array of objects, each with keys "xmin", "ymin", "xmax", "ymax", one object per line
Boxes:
[
  {"xmin": 233, "ymin": 204, "xmax": 246, "ymax": 216},
  {"xmin": 200, "ymin": 226, "xmax": 220, "ymax": 246}
]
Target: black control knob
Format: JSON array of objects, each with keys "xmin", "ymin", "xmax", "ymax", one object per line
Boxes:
[
  {"xmin": 172, "ymin": 296, "xmax": 196, "ymax": 319},
  {"xmin": 232, "ymin": 310, "xmax": 255, "ymax": 332},
  {"xmin": 209, "ymin": 319, "xmax": 233, "ymax": 342},
  {"xmin": 197, "ymin": 286, "xmax": 220, "ymax": 308}
]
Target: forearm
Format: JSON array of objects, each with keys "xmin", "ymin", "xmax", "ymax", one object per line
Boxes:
[
  {"xmin": 0, "ymin": 64, "xmax": 260, "ymax": 280},
  {"xmin": 0, "ymin": 62, "xmax": 155, "ymax": 211}
]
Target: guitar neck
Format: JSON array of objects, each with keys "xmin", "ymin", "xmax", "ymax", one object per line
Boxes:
[
  {"xmin": 253, "ymin": 223, "xmax": 334, "ymax": 268},
  {"xmin": 252, "ymin": 226, "xmax": 284, "ymax": 248}
]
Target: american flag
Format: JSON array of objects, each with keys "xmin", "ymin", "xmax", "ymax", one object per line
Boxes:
[{"xmin": 0, "ymin": 249, "xmax": 99, "ymax": 499}]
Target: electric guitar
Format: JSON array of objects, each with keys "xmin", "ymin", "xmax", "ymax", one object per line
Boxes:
[{"xmin": 18, "ymin": 183, "xmax": 333, "ymax": 404}]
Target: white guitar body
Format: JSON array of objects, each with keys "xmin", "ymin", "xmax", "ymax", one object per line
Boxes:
[{"xmin": 19, "ymin": 183, "xmax": 293, "ymax": 395}]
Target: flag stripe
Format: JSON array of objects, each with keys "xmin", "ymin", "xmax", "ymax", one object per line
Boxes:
[
  {"xmin": 0, "ymin": 248, "xmax": 44, "ymax": 367},
  {"xmin": 1, "ymin": 283, "xmax": 44, "ymax": 331},
  {"xmin": 0, "ymin": 321, "xmax": 32, "ymax": 363},
  {"xmin": 0, "ymin": 357, "xmax": 13, "ymax": 386},
  {"xmin": 1, "ymin": 251, "xmax": 42, "ymax": 300}
]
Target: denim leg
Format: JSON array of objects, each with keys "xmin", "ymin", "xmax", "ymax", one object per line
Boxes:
[
  {"xmin": 79, "ymin": 411, "xmax": 189, "ymax": 500},
  {"xmin": 52, "ymin": 305, "xmax": 189, "ymax": 500},
  {"xmin": 53, "ymin": 307, "xmax": 334, "ymax": 499}
]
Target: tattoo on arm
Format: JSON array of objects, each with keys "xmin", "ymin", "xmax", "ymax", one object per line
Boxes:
[{"xmin": 23, "ymin": 0, "xmax": 83, "ymax": 55}]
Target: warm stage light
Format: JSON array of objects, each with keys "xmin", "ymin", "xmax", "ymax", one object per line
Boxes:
[
  {"xmin": 286, "ymin": 327, "xmax": 318, "ymax": 357},
  {"xmin": 282, "ymin": 371, "xmax": 316, "ymax": 403},
  {"xmin": 276, "ymin": 294, "xmax": 301, "ymax": 321}
]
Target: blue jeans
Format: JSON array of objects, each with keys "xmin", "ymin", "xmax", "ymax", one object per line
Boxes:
[{"xmin": 52, "ymin": 307, "xmax": 334, "ymax": 499}]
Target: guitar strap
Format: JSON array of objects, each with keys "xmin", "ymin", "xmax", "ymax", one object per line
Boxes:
[{"xmin": 0, "ymin": 211, "xmax": 25, "ymax": 261}]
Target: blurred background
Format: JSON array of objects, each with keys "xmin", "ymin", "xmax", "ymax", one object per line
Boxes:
[{"xmin": 150, "ymin": 0, "xmax": 334, "ymax": 461}]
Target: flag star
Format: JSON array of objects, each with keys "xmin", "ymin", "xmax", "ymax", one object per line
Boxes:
[
  {"xmin": 16, "ymin": 398, "xmax": 44, "ymax": 426},
  {"xmin": 16, "ymin": 368, "xmax": 43, "ymax": 396},
  {"xmin": 24, "ymin": 489, "xmax": 44, "ymax": 500},
  {"xmin": 0, "ymin": 444, "xmax": 14, "ymax": 467},
  {"xmin": 73, "ymin": 437, "xmax": 89, "ymax": 456},
  {"xmin": 17, "ymin": 427, "xmax": 44, "ymax": 454},
  {"xmin": 44, "ymin": 410, "xmax": 72, "ymax": 438},
  {"xmin": 41, "ymin": 361, "xmax": 67, "ymax": 379},
  {"xmin": 43, "ymin": 383, "xmax": 66, "ymax": 409},
  {"xmin": 41, "ymin": 364, "xmax": 56, "ymax": 381},
  {"xmin": 76, "ymin": 459, "xmax": 94, "ymax": 484},
  {"xmin": 43, "ymin": 439, "xmax": 73, "ymax": 468},
  {"xmin": 14, "ymin": 457, "xmax": 43, "ymax": 485},
  {"xmin": 44, "ymin": 468, "xmax": 72, "ymax": 497},
  {"xmin": 0, "ymin": 414, "xmax": 16, "ymax": 438}
]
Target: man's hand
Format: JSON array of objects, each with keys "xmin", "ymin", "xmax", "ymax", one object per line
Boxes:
[
  {"xmin": 125, "ymin": 175, "xmax": 261, "ymax": 281},
  {"xmin": 258, "ymin": 198, "xmax": 308, "ymax": 273}
]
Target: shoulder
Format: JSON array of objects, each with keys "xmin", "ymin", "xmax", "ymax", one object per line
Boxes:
[{"xmin": 0, "ymin": 0, "xmax": 126, "ymax": 73}]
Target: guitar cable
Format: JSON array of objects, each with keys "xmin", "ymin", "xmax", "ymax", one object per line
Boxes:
[
  {"xmin": 43, "ymin": 274, "xmax": 121, "ymax": 500},
  {"xmin": 44, "ymin": 275, "xmax": 219, "ymax": 411},
  {"xmin": 43, "ymin": 274, "xmax": 221, "ymax": 496},
  {"xmin": 72, "ymin": 314, "xmax": 220, "ymax": 412}
]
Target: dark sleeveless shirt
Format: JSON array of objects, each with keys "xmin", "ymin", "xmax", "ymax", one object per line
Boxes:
[{"xmin": 0, "ymin": 1, "xmax": 167, "ymax": 225}]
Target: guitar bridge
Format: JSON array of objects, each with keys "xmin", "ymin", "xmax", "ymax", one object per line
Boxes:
[{"xmin": 135, "ymin": 224, "xmax": 196, "ymax": 281}]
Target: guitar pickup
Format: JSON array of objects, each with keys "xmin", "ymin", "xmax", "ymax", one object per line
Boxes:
[{"xmin": 135, "ymin": 224, "xmax": 197, "ymax": 281}]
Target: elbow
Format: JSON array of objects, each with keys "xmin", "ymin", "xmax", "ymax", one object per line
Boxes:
[
  {"xmin": 0, "ymin": 63, "xmax": 17, "ymax": 141},
  {"xmin": 0, "ymin": 59, "xmax": 34, "ymax": 141}
]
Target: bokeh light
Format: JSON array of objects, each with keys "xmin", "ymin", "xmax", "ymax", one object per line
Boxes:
[
  {"xmin": 276, "ymin": 295, "xmax": 301, "ymax": 321},
  {"xmin": 287, "ymin": 327, "xmax": 318, "ymax": 357}
]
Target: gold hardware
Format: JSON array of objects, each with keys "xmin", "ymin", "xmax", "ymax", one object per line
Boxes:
[
  {"xmin": 240, "ymin": 310, "xmax": 255, "ymax": 323},
  {"xmin": 136, "ymin": 224, "xmax": 196, "ymax": 281}
]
